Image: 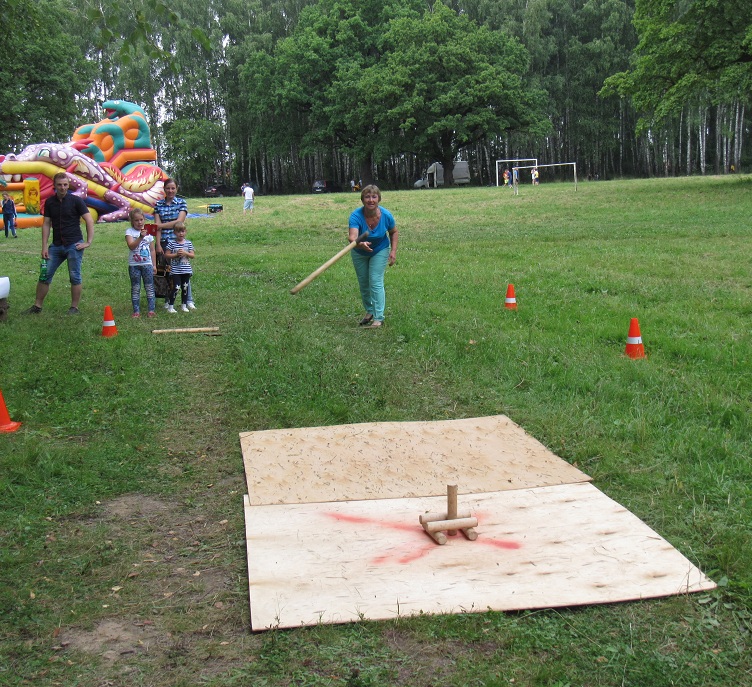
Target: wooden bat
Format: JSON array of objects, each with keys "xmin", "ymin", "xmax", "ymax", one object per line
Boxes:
[
  {"xmin": 151, "ymin": 327, "xmax": 220, "ymax": 334},
  {"xmin": 290, "ymin": 231, "xmax": 369, "ymax": 295}
]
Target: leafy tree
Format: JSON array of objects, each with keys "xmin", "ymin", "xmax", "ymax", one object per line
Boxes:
[
  {"xmin": 241, "ymin": 0, "xmax": 426, "ymax": 186},
  {"xmin": 364, "ymin": 2, "xmax": 548, "ymax": 184},
  {"xmin": 602, "ymin": 0, "xmax": 752, "ymax": 128},
  {"xmin": 0, "ymin": 0, "xmax": 92, "ymax": 152},
  {"xmin": 162, "ymin": 118, "xmax": 226, "ymax": 194}
]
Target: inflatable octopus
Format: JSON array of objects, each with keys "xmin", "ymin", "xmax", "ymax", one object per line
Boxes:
[{"xmin": 0, "ymin": 100, "xmax": 167, "ymax": 227}]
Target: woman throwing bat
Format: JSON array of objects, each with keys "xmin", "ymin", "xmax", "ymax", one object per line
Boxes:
[{"xmin": 348, "ymin": 185, "xmax": 398, "ymax": 329}]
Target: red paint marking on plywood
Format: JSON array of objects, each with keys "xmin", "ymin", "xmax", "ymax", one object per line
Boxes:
[
  {"xmin": 479, "ymin": 538, "xmax": 522, "ymax": 550},
  {"xmin": 324, "ymin": 512, "xmax": 421, "ymax": 533}
]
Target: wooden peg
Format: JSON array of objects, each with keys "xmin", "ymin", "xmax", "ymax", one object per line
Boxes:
[{"xmin": 447, "ymin": 484, "xmax": 458, "ymax": 535}]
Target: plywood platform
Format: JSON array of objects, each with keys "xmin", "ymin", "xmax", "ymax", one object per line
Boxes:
[
  {"xmin": 240, "ymin": 416, "xmax": 715, "ymax": 630},
  {"xmin": 241, "ymin": 415, "xmax": 590, "ymax": 505},
  {"xmin": 244, "ymin": 483, "xmax": 715, "ymax": 629}
]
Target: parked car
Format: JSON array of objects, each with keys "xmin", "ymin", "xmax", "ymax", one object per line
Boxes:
[
  {"xmin": 204, "ymin": 183, "xmax": 236, "ymax": 197},
  {"xmin": 312, "ymin": 180, "xmax": 341, "ymax": 193}
]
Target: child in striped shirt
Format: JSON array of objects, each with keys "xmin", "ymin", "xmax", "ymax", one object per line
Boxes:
[{"xmin": 164, "ymin": 222, "xmax": 195, "ymax": 313}]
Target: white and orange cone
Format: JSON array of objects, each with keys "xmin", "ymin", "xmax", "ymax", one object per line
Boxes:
[
  {"xmin": 624, "ymin": 318, "xmax": 645, "ymax": 359},
  {"xmin": 504, "ymin": 283, "xmax": 517, "ymax": 310},
  {"xmin": 101, "ymin": 305, "xmax": 118, "ymax": 337},
  {"xmin": 0, "ymin": 388, "xmax": 22, "ymax": 433}
]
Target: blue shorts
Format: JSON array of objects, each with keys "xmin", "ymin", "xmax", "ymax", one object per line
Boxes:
[
  {"xmin": 244, "ymin": 199, "xmax": 254, "ymax": 210},
  {"xmin": 44, "ymin": 243, "xmax": 84, "ymax": 286}
]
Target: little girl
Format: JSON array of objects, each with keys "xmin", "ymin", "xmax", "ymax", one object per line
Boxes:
[
  {"xmin": 124, "ymin": 208, "xmax": 157, "ymax": 318},
  {"xmin": 164, "ymin": 221, "xmax": 195, "ymax": 313}
]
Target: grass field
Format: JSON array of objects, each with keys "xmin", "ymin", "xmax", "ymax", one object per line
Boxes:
[{"xmin": 1, "ymin": 176, "xmax": 750, "ymax": 686}]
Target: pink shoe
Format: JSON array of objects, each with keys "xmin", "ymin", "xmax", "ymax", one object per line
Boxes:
[
  {"xmin": 147, "ymin": 311, "xmax": 156, "ymax": 318},
  {"xmin": 131, "ymin": 312, "xmax": 141, "ymax": 318}
]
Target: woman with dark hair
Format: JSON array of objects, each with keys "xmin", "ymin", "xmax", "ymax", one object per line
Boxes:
[
  {"xmin": 348, "ymin": 185, "xmax": 398, "ymax": 328},
  {"xmin": 154, "ymin": 178, "xmax": 195, "ymax": 309}
]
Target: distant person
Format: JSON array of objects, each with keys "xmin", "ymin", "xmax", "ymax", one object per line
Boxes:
[
  {"xmin": 503, "ymin": 169, "xmax": 510, "ymax": 186},
  {"xmin": 243, "ymin": 183, "xmax": 255, "ymax": 214},
  {"xmin": 2, "ymin": 192, "xmax": 17, "ymax": 238},
  {"xmin": 164, "ymin": 221, "xmax": 195, "ymax": 313},
  {"xmin": 125, "ymin": 207, "xmax": 157, "ymax": 318},
  {"xmin": 154, "ymin": 178, "xmax": 194, "ymax": 309},
  {"xmin": 23, "ymin": 172, "xmax": 94, "ymax": 315},
  {"xmin": 531, "ymin": 168, "xmax": 539, "ymax": 185},
  {"xmin": 348, "ymin": 184, "xmax": 398, "ymax": 329}
]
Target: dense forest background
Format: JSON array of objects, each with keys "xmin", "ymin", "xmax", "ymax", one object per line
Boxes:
[{"xmin": 1, "ymin": 0, "xmax": 750, "ymax": 194}]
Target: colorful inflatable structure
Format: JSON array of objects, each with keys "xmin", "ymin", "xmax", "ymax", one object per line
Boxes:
[{"xmin": 0, "ymin": 100, "xmax": 167, "ymax": 230}]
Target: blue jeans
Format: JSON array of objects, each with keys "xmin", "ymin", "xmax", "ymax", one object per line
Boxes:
[
  {"xmin": 351, "ymin": 249, "xmax": 389, "ymax": 322},
  {"xmin": 44, "ymin": 243, "xmax": 84, "ymax": 285},
  {"xmin": 3, "ymin": 215, "xmax": 16, "ymax": 237},
  {"xmin": 129, "ymin": 264, "xmax": 156, "ymax": 313}
]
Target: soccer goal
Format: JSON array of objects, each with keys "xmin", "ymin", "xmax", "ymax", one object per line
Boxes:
[
  {"xmin": 511, "ymin": 162, "xmax": 578, "ymax": 193},
  {"xmin": 495, "ymin": 158, "xmax": 538, "ymax": 187}
]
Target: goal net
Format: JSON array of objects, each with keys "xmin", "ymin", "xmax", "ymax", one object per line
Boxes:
[{"xmin": 496, "ymin": 158, "xmax": 538, "ymax": 186}]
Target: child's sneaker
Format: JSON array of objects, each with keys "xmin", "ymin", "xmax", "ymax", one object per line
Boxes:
[
  {"xmin": 131, "ymin": 312, "xmax": 141, "ymax": 319},
  {"xmin": 147, "ymin": 311, "xmax": 156, "ymax": 318},
  {"xmin": 187, "ymin": 302, "xmax": 197, "ymax": 310},
  {"xmin": 181, "ymin": 304, "xmax": 189, "ymax": 313},
  {"xmin": 166, "ymin": 305, "xmax": 177, "ymax": 313}
]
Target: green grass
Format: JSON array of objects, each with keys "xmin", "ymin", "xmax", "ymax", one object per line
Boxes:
[{"xmin": 0, "ymin": 177, "xmax": 750, "ymax": 686}]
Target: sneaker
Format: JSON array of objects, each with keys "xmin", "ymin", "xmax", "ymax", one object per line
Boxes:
[
  {"xmin": 23, "ymin": 305, "xmax": 42, "ymax": 314},
  {"xmin": 166, "ymin": 305, "xmax": 177, "ymax": 313},
  {"xmin": 67, "ymin": 307, "xmax": 80, "ymax": 315},
  {"xmin": 147, "ymin": 311, "xmax": 156, "ymax": 318},
  {"xmin": 131, "ymin": 312, "xmax": 141, "ymax": 319},
  {"xmin": 164, "ymin": 302, "xmax": 170, "ymax": 309},
  {"xmin": 181, "ymin": 304, "xmax": 189, "ymax": 313},
  {"xmin": 186, "ymin": 302, "xmax": 197, "ymax": 310}
]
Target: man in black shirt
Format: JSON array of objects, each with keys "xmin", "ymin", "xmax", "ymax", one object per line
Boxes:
[{"xmin": 24, "ymin": 172, "xmax": 94, "ymax": 315}]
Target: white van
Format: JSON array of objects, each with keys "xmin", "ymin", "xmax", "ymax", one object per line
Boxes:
[{"xmin": 414, "ymin": 161, "xmax": 471, "ymax": 188}]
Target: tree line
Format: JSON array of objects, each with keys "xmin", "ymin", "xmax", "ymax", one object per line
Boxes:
[{"xmin": 1, "ymin": 0, "xmax": 750, "ymax": 194}]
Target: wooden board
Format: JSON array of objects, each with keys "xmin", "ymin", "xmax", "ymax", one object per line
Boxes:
[
  {"xmin": 240, "ymin": 415, "xmax": 590, "ymax": 505},
  {"xmin": 244, "ymin": 483, "xmax": 716, "ymax": 630}
]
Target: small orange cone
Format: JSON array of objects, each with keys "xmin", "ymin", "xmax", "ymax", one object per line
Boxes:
[
  {"xmin": 101, "ymin": 306, "xmax": 118, "ymax": 337},
  {"xmin": 0, "ymin": 389, "xmax": 22, "ymax": 433},
  {"xmin": 624, "ymin": 318, "xmax": 645, "ymax": 359},
  {"xmin": 504, "ymin": 284, "xmax": 517, "ymax": 309}
]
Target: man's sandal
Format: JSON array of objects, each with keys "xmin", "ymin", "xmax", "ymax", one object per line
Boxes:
[{"xmin": 358, "ymin": 314, "xmax": 374, "ymax": 326}]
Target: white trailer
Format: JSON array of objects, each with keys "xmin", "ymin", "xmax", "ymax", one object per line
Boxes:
[{"xmin": 414, "ymin": 161, "xmax": 471, "ymax": 188}]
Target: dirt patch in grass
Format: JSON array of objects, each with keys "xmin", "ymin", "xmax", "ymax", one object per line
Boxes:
[
  {"xmin": 56, "ymin": 493, "xmax": 253, "ymax": 683},
  {"xmin": 64, "ymin": 618, "xmax": 163, "ymax": 664}
]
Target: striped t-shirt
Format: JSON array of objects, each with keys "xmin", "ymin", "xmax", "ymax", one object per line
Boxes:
[{"xmin": 166, "ymin": 239, "xmax": 194, "ymax": 275}]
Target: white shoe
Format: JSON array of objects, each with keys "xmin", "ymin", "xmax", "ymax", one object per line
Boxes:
[
  {"xmin": 164, "ymin": 302, "xmax": 170, "ymax": 309},
  {"xmin": 186, "ymin": 302, "xmax": 197, "ymax": 310},
  {"xmin": 166, "ymin": 305, "xmax": 177, "ymax": 313},
  {"xmin": 181, "ymin": 304, "xmax": 189, "ymax": 312}
]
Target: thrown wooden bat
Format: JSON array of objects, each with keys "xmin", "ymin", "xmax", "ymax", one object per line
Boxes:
[{"xmin": 290, "ymin": 231, "xmax": 370, "ymax": 295}]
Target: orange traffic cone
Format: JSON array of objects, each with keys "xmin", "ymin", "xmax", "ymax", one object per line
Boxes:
[
  {"xmin": 101, "ymin": 305, "xmax": 118, "ymax": 337},
  {"xmin": 504, "ymin": 284, "xmax": 517, "ymax": 309},
  {"xmin": 624, "ymin": 318, "xmax": 645, "ymax": 359},
  {"xmin": 0, "ymin": 388, "xmax": 22, "ymax": 433}
]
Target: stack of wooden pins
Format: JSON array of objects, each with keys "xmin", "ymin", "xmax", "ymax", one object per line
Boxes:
[{"xmin": 419, "ymin": 484, "xmax": 478, "ymax": 545}]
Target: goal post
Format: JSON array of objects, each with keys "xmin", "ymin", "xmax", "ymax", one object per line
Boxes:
[
  {"xmin": 512, "ymin": 162, "xmax": 578, "ymax": 192},
  {"xmin": 496, "ymin": 158, "xmax": 538, "ymax": 187}
]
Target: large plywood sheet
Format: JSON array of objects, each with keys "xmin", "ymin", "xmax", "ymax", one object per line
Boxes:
[
  {"xmin": 240, "ymin": 415, "xmax": 590, "ymax": 505},
  {"xmin": 244, "ymin": 483, "xmax": 715, "ymax": 630}
]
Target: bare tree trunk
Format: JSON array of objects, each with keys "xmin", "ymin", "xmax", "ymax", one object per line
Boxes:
[
  {"xmin": 715, "ymin": 104, "xmax": 722, "ymax": 174},
  {"xmin": 699, "ymin": 105, "xmax": 707, "ymax": 175},
  {"xmin": 686, "ymin": 106, "xmax": 692, "ymax": 175},
  {"xmin": 734, "ymin": 102, "xmax": 744, "ymax": 171}
]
